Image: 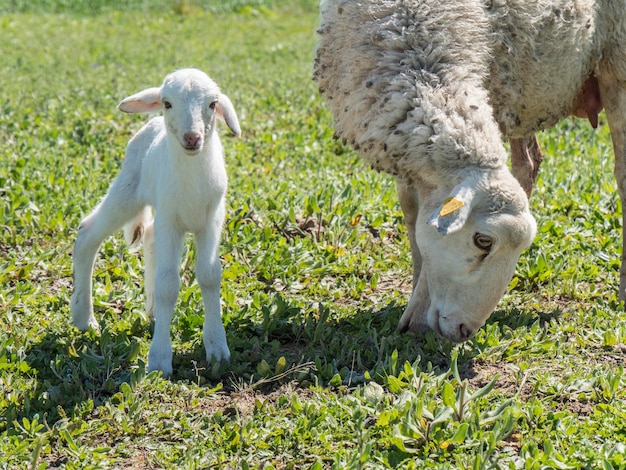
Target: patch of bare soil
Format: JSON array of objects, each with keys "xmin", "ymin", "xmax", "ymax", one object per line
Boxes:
[
  {"xmin": 463, "ymin": 360, "xmax": 528, "ymax": 398},
  {"xmin": 197, "ymin": 382, "xmax": 316, "ymax": 419},
  {"xmin": 280, "ymin": 216, "xmax": 325, "ymax": 240},
  {"xmin": 463, "ymin": 359, "xmax": 598, "ymax": 416}
]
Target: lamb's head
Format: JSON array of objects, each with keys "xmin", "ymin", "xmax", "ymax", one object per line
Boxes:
[
  {"xmin": 117, "ymin": 68, "xmax": 241, "ymax": 154},
  {"xmin": 400, "ymin": 169, "xmax": 536, "ymax": 342}
]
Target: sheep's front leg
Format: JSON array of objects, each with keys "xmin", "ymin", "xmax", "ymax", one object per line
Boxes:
[
  {"xmin": 396, "ymin": 180, "xmax": 431, "ymax": 334},
  {"xmin": 396, "ymin": 180, "xmax": 422, "ymax": 290},
  {"xmin": 598, "ymin": 77, "xmax": 626, "ymax": 301},
  {"xmin": 147, "ymin": 218, "xmax": 184, "ymax": 376},
  {"xmin": 195, "ymin": 205, "xmax": 230, "ymax": 363},
  {"xmin": 510, "ymin": 136, "xmax": 543, "ymax": 198},
  {"xmin": 397, "ymin": 270, "xmax": 431, "ymax": 334}
]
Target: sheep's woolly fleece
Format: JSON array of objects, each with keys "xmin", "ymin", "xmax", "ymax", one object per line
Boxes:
[{"xmin": 314, "ymin": 0, "xmax": 626, "ymax": 183}]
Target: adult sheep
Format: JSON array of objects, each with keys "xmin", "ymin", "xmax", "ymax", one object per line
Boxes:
[{"xmin": 314, "ymin": 0, "xmax": 626, "ymax": 342}]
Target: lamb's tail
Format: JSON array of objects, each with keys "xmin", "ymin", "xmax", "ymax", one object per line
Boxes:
[{"xmin": 123, "ymin": 206, "xmax": 152, "ymax": 252}]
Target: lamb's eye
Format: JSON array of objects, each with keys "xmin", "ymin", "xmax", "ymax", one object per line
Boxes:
[
  {"xmin": 209, "ymin": 100, "xmax": 217, "ymax": 110},
  {"xmin": 163, "ymin": 100, "xmax": 172, "ymax": 109},
  {"xmin": 473, "ymin": 233, "xmax": 493, "ymax": 252}
]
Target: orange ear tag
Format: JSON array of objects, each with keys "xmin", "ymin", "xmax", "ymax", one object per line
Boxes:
[{"xmin": 439, "ymin": 197, "xmax": 464, "ymax": 217}]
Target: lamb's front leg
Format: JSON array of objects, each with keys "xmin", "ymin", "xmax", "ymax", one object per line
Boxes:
[
  {"xmin": 147, "ymin": 219, "xmax": 184, "ymax": 376},
  {"xmin": 598, "ymin": 76, "xmax": 626, "ymax": 301},
  {"xmin": 195, "ymin": 210, "xmax": 230, "ymax": 363}
]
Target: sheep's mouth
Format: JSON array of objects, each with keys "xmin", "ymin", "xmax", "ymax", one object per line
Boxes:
[{"xmin": 183, "ymin": 145, "xmax": 201, "ymax": 155}]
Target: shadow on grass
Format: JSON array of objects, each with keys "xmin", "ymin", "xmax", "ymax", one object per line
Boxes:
[
  {"xmin": 225, "ymin": 296, "xmax": 565, "ymax": 390},
  {"xmin": 7, "ymin": 297, "xmax": 438, "ymax": 422},
  {"xmin": 11, "ymin": 319, "xmax": 149, "ymax": 434},
  {"xmin": 219, "ymin": 295, "xmax": 464, "ymax": 390},
  {"xmin": 460, "ymin": 304, "xmax": 565, "ymax": 383},
  {"xmin": 486, "ymin": 305, "xmax": 564, "ymax": 333},
  {"xmin": 11, "ymin": 295, "xmax": 552, "ymax": 433}
]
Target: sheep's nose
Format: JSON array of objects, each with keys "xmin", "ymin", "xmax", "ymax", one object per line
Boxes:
[
  {"xmin": 183, "ymin": 132, "xmax": 201, "ymax": 148},
  {"xmin": 459, "ymin": 323, "xmax": 473, "ymax": 341}
]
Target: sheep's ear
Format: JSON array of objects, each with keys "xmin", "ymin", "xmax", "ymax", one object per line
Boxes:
[
  {"xmin": 215, "ymin": 93, "xmax": 241, "ymax": 137},
  {"xmin": 117, "ymin": 87, "xmax": 162, "ymax": 114},
  {"xmin": 427, "ymin": 179, "xmax": 477, "ymax": 235}
]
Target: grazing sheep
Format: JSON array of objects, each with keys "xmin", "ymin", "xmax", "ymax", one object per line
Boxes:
[
  {"xmin": 315, "ymin": 0, "xmax": 626, "ymax": 342},
  {"xmin": 70, "ymin": 68, "xmax": 241, "ymax": 376}
]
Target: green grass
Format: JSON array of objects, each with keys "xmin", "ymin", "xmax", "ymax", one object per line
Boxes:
[
  {"xmin": 1, "ymin": 1, "xmax": 625, "ymax": 468},
  {"xmin": 0, "ymin": 0, "xmax": 313, "ymax": 15}
]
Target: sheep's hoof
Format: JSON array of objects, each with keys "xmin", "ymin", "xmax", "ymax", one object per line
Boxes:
[{"xmin": 396, "ymin": 320, "xmax": 430, "ymax": 336}]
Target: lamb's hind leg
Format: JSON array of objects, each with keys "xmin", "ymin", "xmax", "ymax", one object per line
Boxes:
[
  {"xmin": 143, "ymin": 221, "xmax": 156, "ymax": 319},
  {"xmin": 598, "ymin": 76, "xmax": 626, "ymax": 301},
  {"xmin": 71, "ymin": 188, "xmax": 143, "ymax": 330}
]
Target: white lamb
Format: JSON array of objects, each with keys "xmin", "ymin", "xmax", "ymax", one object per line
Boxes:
[
  {"xmin": 314, "ymin": 0, "xmax": 626, "ymax": 341},
  {"xmin": 70, "ymin": 68, "xmax": 241, "ymax": 376}
]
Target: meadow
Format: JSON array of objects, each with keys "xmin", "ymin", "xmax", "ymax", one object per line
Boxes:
[{"xmin": 1, "ymin": 1, "xmax": 625, "ymax": 468}]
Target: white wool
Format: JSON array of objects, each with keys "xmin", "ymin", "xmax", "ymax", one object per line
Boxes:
[{"xmin": 70, "ymin": 68, "xmax": 240, "ymax": 376}]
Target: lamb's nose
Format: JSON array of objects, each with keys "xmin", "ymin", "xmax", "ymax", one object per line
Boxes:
[{"xmin": 183, "ymin": 132, "xmax": 201, "ymax": 147}]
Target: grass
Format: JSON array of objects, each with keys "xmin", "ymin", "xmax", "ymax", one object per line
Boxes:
[{"xmin": 1, "ymin": 1, "xmax": 625, "ymax": 468}]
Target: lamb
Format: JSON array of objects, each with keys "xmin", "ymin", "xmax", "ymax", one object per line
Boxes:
[
  {"xmin": 70, "ymin": 68, "xmax": 241, "ymax": 376},
  {"xmin": 314, "ymin": 0, "xmax": 626, "ymax": 342}
]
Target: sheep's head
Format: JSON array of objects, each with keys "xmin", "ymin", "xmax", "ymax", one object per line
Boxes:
[
  {"xmin": 398, "ymin": 170, "xmax": 536, "ymax": 342},
  {"xmin": 117, "ymin": 68, "xmax": 241, "ymax": 155}
]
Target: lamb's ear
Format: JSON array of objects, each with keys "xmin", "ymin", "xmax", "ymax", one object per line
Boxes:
[
  {"xmin": 117, "ymin": 87, "xmax": 162, "ymax": 114},
  {"xmin": 215, "ymin": 93, "xmax": 241, "ymax": 137},
  {"xmin": 427, "ymin": 179, "xmax": 477, "ymax": 235}
]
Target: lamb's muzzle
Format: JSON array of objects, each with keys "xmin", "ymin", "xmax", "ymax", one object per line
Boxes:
[{"xmin": 183, "ymin": 132, "xmax": 202, "ymax": 153}]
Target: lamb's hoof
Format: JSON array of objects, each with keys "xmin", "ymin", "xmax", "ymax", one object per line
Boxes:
[
  {"xmin": 148, "ymin": 345, "xmax": 173, "ymax": 377},
  {"xmin": 72, "ymin": 315, "xmax": 99, "ymax": 332},
  {"xmin": 70, "ymin": 293, "xmax": 99, "ymax": 331},
  {"xmin": 205, "ymin": 344, "xmax": 231, "ymax": 364},
  {"xmin": 145, "ymin": 298, "xmax": 155, "ymax": 320}
]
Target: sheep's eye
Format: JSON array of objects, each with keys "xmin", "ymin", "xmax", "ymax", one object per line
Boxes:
[
  {"xmin": 473, "ymin": 233, "xmax": 493, "ymax": 252},
  {"xmin": 209, "ymin": 100, "xmax": 217, "ymax": 110},
  {"xmin": 163, "ymin": 100, "xmax": 172, "ymax": 109}
]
